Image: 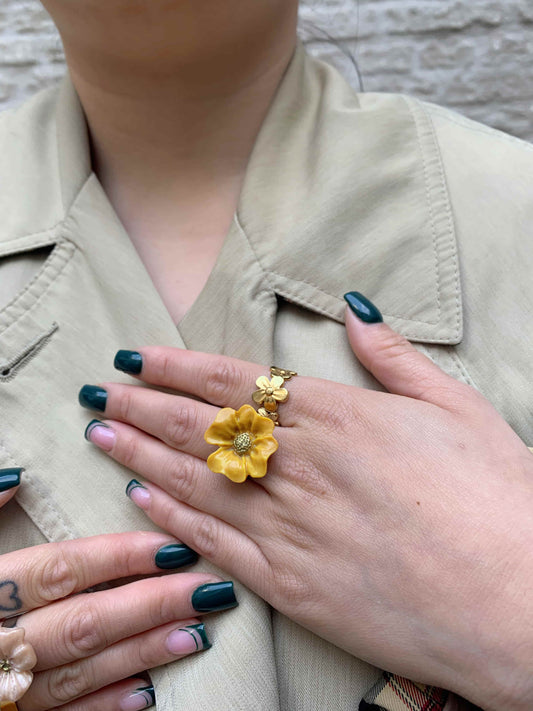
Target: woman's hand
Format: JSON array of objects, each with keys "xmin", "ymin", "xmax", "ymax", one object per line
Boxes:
[
  {"xmin": 0, "ymin": 484, "xmax": 237, "ymax": 711},
  {"xmin": 80, "ymin": 293, "xmax": 533, "ymax": 711}
]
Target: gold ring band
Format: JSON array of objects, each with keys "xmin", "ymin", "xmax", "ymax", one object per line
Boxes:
[{"xmin": 253, "ymin": 366, "xmax": 297, "ymax": 426}]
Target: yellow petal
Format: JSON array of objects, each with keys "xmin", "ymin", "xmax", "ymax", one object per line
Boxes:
[
  {"xmin": 246, "ymin": 436, "xmax": 279, "ymax": 479},
  {"xmin": 273, "ymin": 388, "xmax": 289, "ymax": 402},
  {"xmin": 251, "ymin": 413, "xmax": 276, "ymax": 437},
  {"xmin": 252, "ymin": 389, "xmax": 267, "ymax": 404},
  {"xmin": 235, "ymin": 404, "xmax": 256, "ymax": 431},
  {"xmin": 204, "ymin": 408, "xmax": 239, "ymax": 445},
  {"xmin": 256, "ymin": 376, "xmax": 271, "ymax": 390},
  {"xmin": 270, "ymin": 375, "xmax": 285, "ymax": 389},
  {"xmin": 207, "ymin": 447, "xmax": 248, "ymax": 483},
  {"xmin": 264, "ymin": 396, "xmax": 278, "ymax": 412}
]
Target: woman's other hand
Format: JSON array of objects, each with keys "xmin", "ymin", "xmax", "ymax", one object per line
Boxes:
[
  {"xmin": 0, "ymin": 497, "xmax": 237, "ymax": 710},
  {"xmin": 80, "ymin": 293, "xmax": 533, "ymax": 711}
]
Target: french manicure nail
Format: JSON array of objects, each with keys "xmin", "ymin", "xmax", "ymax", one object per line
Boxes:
[
  {"xmin": 166, "ymin": 623, "xmax": 212, "ymax": 655},
  {"xmin": 343, "ymin": 291, "xmax": 383, "ymax": 323},
  {"xmin": 84, "ymin": 420, "xmax": 115, "ymax": 451},
  {"xmin": 155, "ymin": 543, "xmax": 199, "ymax": 570},
  {"xmin": 191, "ymin": 581, "xmax": 238, "ymax": 613},
  {"xmin": 115, "ymin": 350, "xmax": 143, "ymax": 375},
  {"xmin": 119, "ymin": 684, "xmax": 155, "ymax": 711},
  {"xmin": 0, "ymin": 468, "xmax": 23, "ymax": 493},
  {"xmin": 78, "ymin": 384, "xmax": 108, "ymax": 412},
  {"xmin": 126, "ymin": 479, "xmax": 151, "ymax": 509}
]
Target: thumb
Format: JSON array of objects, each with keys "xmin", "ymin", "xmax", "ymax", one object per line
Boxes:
[
  {"xmin": 344, "ymin": 292, "xmax": 465, "ymax": 408},
  {"xmin": 0, "ymin": 468, "xmax": 23, "ymax": 509}
]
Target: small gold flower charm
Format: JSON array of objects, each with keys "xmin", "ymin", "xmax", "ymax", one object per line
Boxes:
[
  {"xmin": 0, "ymin": 628, "xmax": 37, "ymax": 702},
  {"xmin": 258, "ymin": 407, "xmax": 279, "ymax": 425},
  {"xmin": 204, "ymin": 404, "xmax": 278, "ymax": 483},
  {"xmin": 252, "ymin": 375, "xmax": 289, "ymax": 413},
  {"xmin": 270, "ymin": 367, "xmax": 297, "ymax": 380}
]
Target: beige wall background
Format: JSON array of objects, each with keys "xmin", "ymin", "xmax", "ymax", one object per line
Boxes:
[{"xmin": 1, "ymin": 0, "xmax": 533, "ymax": 140}]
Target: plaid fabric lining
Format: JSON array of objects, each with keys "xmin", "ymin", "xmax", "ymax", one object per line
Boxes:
[{"xmin": 360, "ymin": 673, "xmax": 449, "ymax": 711}]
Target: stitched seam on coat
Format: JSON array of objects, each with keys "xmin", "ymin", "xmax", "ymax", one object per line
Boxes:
[
  {"xmin": 419, "ymin": 98, "xmax": 462, "ymax": 341},
  {"xmin": 403, "ymin": 96, "xmax": 442, "ymax": 328},
  {"xmin": 449, "ymin": 352, "xmax": 479, "ymax": 390},
  {"xmin": 0, "ymin": 241, "xmax": 76, "ymax": 336},
  {"xmin": 0, "ymin": 323, "xmax": 59, "ymax": 382},
  {"xmin": 0, "ymin": 441, "xmax": 77, "ymax": 542}
]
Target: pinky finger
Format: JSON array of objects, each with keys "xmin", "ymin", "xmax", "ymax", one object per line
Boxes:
[
  {"xmin": 0, "ymin": 468, "xmax": 23, "ymax": 510},
  {"xmin": 54, "ymin": 677, "xmax": 155, "ymax": 711},
  {"xmin": 126, "ymin": 479, "xmax": 272, "ymax": 600}
]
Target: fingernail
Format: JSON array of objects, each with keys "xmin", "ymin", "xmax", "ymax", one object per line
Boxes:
[
  {"xmin": 120, "ymin": 684, "xmax": 155, "ymax": 711},
  {"xmin": 155, "ymin": 543, "xmax": 199, "ymax": 570},
  {"xmin": 78, "ymin": 384, "xmax": 108, "ymax": 412},
  {"xmin": 0, "ymin": 468, "xmax": 23, "ymax": 493},
  {"xmin": 191, "ymin": 581, "xmax": 238, "ymax": 613},
  {"xmin": 343, "ymin": 292, "xmax": 383, "ymax": 323},
  {"xmin": 126, "ymin": 479, "xmax": 151, "ymax": 509},
  {"xmin": 166, "ymin": 623, "xmax": 212, "ymax": 655},
  {"xmin": 84, "ymin": 419, "xmax": 115, "ymax": 451},
  {"xmin": 115, "ymin": 350, "xmax": 143, "ymax": 375}
]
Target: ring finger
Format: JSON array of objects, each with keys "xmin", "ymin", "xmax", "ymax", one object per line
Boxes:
[{"xmin": 85, "ymin": 418, "xmax": 272, "ymax": 529}]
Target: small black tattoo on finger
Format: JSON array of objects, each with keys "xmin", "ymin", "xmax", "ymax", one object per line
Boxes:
[{"xmin": 0, "ymin": 581, "xmax": 23, "ymax": 613}]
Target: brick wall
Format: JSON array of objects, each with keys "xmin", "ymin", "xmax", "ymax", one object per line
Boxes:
[{"xmin": 1, "ymin": 0, "xmax": 532, "ymax": 140}]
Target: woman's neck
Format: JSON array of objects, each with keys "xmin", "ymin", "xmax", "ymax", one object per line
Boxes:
[{"xmin": 43, "ymin": 0, "xmax": 298, "ymax": 235}]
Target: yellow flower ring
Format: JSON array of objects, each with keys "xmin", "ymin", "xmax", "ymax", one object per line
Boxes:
[{"xmin": 204, "ymin": 405, "xmax": 278, "ymax": 483}]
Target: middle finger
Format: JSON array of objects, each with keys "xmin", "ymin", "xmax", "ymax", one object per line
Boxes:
[{"xmin": 81, "ymin": 384, "xmax": 220, "ymax": 460}]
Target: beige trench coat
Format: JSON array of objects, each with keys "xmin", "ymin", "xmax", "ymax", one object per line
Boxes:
[{"xmin": 0, "ymin": 41, "xmax": 532, "ymax": 710}]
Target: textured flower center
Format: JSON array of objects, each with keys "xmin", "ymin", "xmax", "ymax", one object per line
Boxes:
[
  {"xmin": 1, "ymin": 659, "xmax": 11, "ymax": 672},
  {"xmin": 265, "ymin": 387, "xmax": 274, "ymax": 395},
  {"xmin": 233, "ymin": 432, "xmax": 253, "ymax": 455}
]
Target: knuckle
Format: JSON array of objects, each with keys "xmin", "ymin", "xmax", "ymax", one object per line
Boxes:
[
  {"xmin": 165, "ymin": 456, "xmax": 197, "ymax": 503},
  {"xmin": 374, "ymin": 330, "xmax": 410, "ymax": 360},
  {"xmin": 163, "ymin": 404, "xmax": 197, "ymax": 449},
  {"xmin": 47, "ymin": 661, "xmax": 94, "ymax": 703},
  {"xmin": 281, "ymin": 453, "xmax": 332, "ymax": 502},
  {"xmin": 115, "ymin": 385, "xmax": 135, "ymax": 422},
  {"xmin": 63, "ymin": 603, "xmax": 105, "ymax": 658},
  {"xmin": 118, "ymin": 430, "xmax": 141, "ymax": 470},
  {"xmin": 151, "ymin": 348, "xmax": 177, "ymax": 384},
  {"xmin": 203, "ymin": 359, "xmax": 243, "ymax": 404},
  {"xmin": 272, "ymin": 569, "xmax": 311, "ymax": 611},
  {"xmin": 34, "ymin": 550, "xmax": 78, "ymax": 603},
  {"xmin": 189, "ymin": 516, "xmax": 219, "ymax": 559}
]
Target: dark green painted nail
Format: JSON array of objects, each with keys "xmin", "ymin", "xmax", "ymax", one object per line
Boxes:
[
  {"xmin": 191, "ymin": 581, "xmax": 238, "ymax": 613},
  {"xmin": 128, "ymin": 684, "xmax": 155, "ymax": 707},
  {"xmin": 0, "ymin": 468, "xmax": 23, "ymax": 493},
  {"xmin": 114, "ymin": 350, "xmax": 143, "ymax": 375},
  {"xmin": 84, "ymin": 419, "xmax": 110, "ymax": 441},
  {"xmin": 126, "ymin": 479, "xmax": 146, "ymax": 498},
  {"xmin": 181, "ymin": 623, "xmax": 212, "ymax": 651},
  {"xmin": 155, "ymin": 543, "xmax": 199, "ymax": 570},
  {"xmin": 344, "ymin": 291, "xmax": 383, "ymax": 323},
  {"xmin": 78, "ymin": 385, "xmax": 107, "ymax": 412}
]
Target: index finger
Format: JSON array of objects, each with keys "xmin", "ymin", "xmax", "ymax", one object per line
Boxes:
[
  {"xmin": 0, "ymin": 532, "xmax": 193, "ymax": 617},
  {"xmin": 110, "ymin": 348, "xmax": 303, "ymax": 419}
]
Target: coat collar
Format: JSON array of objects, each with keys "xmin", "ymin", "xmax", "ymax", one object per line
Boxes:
[{"xmin": 0, "ymin": 40, "xmax": 462, "ymax": 344}]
